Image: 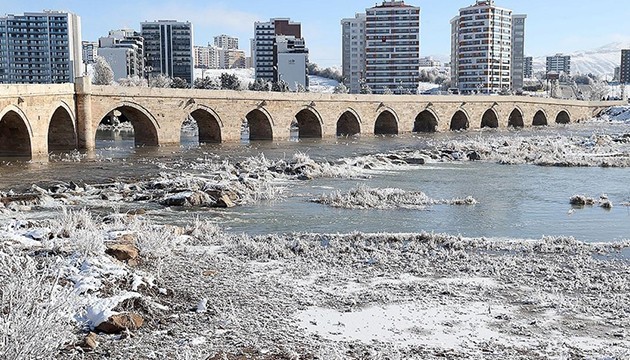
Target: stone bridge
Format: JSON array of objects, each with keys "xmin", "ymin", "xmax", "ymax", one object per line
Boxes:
[{"xmin": 0, "ymin": 77, "xmax": 622, "ymax": 159}]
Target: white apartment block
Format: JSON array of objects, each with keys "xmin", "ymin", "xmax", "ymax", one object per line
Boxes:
[
  {"xmin": 0, "ymin": 11, "xmax": 82, "ymax": 84},
  {"xmin": 451, "ymin": 0, "xmax": 514, "ymax": 94},
  {"xmin": 275, "ymin": 35, "xmax": 308, "ymax": 91},
  {"xmin": 546, "ymin": 54, "xmax": 571, "ymax": 76},
  {"xmin": 341, "ymin": 13, "xmax": 366, "ymax": 94},
  {"xmin": 214, "ymin": 34, "xmax": 239, "ymax": 50},
  {"xmin": 419, "ymin": 56, "xmax": 441, "ymax": 67},
  {"xmin": 97, "ymin": 29, "xmax": 145, "ymax": 80},
  {"xmin": 365, "ymin": 1, "xmax": 421, "ymax": 94}
]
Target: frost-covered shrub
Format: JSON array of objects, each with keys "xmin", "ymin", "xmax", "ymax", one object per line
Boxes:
[
  {"xmin": 0, "ymin": 253, "xmax": 79, "ymax": 359},
  {"xmin": 45, "ymin": 208, "xmax": 106, "ymax": 257}
]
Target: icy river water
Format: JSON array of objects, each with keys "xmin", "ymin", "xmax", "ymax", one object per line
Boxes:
[{"xmin": 2, "ymin": 123, "xmax": 629, "ymax": 243}]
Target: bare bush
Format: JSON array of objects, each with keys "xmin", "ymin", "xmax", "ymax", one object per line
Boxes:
[{"xmin": 0, "ymin": 252, "xmax": 79, "ymax": 359}]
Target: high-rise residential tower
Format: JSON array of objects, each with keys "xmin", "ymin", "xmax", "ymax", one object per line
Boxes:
[
  {"xmin": 253, "ymin": 18, "xmax": 308, "ymax": 89},
  {"xmin": 341, "ymin": 13, "xmax": 366, "ymax": 94},
  {"xmin": 546, "ymin": 54, "xmax": 571, "ymax": 76},
  {"xmin": 621, "ymin": 50, "xmax": 630, "ymax": 84},
  {"xmin": 0, "ymin": 11, "xmax": 82, "ymax": 84},
  {"xmin": 364, "ymin": 1, "xmax": 421, "ymax": 94},
  {"xmin": 511, "ymin": 14, "xmax": 527, "ymax": 92},
  {"xmin": 450, "ymin": 0, "xmax": 516, "ymax": 94},
  {"xmin": 141, "ymin": 20, "xmax": 194, "ymax": 85}
]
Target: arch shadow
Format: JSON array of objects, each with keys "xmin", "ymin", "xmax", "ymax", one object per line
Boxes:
[
  {"xmin": 533, "ymin": 110, "xmax": 548, "ymax": 126},
  {"xmin": 508, "ymin": 108, "xmax": 524, "ymax": 128},
  {"xmin": 556, "ymin": 110, "xmax": 571, "ymax": 124},
  {"xmin": 295, "ymin": 107, "xmax": 323, "ymax": 139},
  {"xmin": 0, "ymin": 107, "xmax": 32, "ymax": 157},
  {"xmin": 481, "ymin": 109, "xmax": 499, "ymax": 129},
  {"xmin": 374, "ymin": 109, "xmax": 398, "ymax": 135},
  {"xmin": 414, "ymin": 109, "xmax": 439, "ymax": 133},
  {"xmin": 337, "ymin": 109, "xmax": 361, "ymax": 136},
  {"xmin": 187, "ymin": 106, "xmax": 223, "ymax": 143},
  {"xmin": 246, "ymin": 108, "xmax": 273, "ymax": 141},
  {"xmin": 48, "ymin": 103, "xmax": 77, "ymax": 151},
  {"xmin": 450, "ymin": 110, "xmax": 470, "ymax": 131}
]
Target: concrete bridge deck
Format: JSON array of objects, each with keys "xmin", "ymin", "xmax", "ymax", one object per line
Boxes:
[{"xmin": 0, "ymin": 77, "xmax": 622, "ymax": 159}]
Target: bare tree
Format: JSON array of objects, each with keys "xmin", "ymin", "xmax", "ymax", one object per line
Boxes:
[
  {"xmin": 149, "ymin": 74, "xmax": 173, "ymax": 88},
  {"xmin": 118, "ymin": 76, "xmax": 148, "ymax": 87},
  {"xmin": 92, "ymin": 56, "xmax": 114, "ymax": 85}
]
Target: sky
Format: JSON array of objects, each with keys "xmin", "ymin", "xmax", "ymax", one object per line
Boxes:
[{"xmin": 3, "ymin": 0, "xmax": 630, "ymax": 67}]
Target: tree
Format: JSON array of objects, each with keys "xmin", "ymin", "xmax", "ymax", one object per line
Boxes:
[
  {"xmin": 272, "ymin": 80, "xmax": 290, "ymax": 92},
  {"xmin": 248, "ymin": 78, "xmax": 270, "ymax": 92},
  {"xmin": 171, "ymin": 77, "xmax": 189, "ymax": 89},
  {"xmin": 307, "ymin": 63, "xmax": 343, "ymax": 82},
  {"xmin": 220, "ymin": 73, "xmax": 241, "ymax": 90},
  {"xmin": 359, "ymin": 78, "xmax": 372, "ymax": 94},
  {"xmin": 92, "ymin": 56, "xmax": 114, "ymax": 85},
  {"xmin": 296, "ymin": 83, "xmax": 308, "ymax": 93},
  {"xmin": 149, "ymin": 74, "xmax": 173, "ymax": 88},
  {"xmin": 194, "ymin": 77, "xmax": 219, "ymax": 90},
  {"xmin": 333, "ymin": 83, "xmax": 349, "ymax": 94},
  {"xmin": 118, "ymin": 76, "xmax": 148, "ymax": 87}
]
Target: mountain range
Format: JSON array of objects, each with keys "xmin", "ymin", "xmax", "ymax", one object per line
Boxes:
[
  {"xmin": 531, "ymin": 42, "xmax": 629, "ymax": 78},
  {"xmin": 429, "ymin": 42, "xmax": 628, "ymax": 79}
]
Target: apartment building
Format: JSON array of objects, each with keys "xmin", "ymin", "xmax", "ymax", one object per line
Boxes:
[
  {"xmin": 341, "ymin": 13, "xmax": 366, "ymax": 94},
  {"xmin": 511, "ymin": 14, "xmax": 526, "ymax": 91},
  {"xmin": 546, "ymin": 54, "xmax": 571, "ymax": 76},
  {"xmin": 82, "ymin": 41, "xmax": 98, "ymax": 65},
  {"xmin": 97, "ymin": 29, "xmax": 145, "ymax": 80},
  {"xmin": 364, "ymin": 1, "xmax": 421, "ymax": 94},
  {"xmin": 619, "ymin": 50, "xmax": 629, "ymax": 84},
  {"xmin": 524, "ymin": 56, "xmax": 533, "ymax": 79},
  {"xmin": 141, "ymin": 20, "xmax": 194, "ymax": 85},
  {"xmin": 0, "ymin": 11, "xmax": 82, "ymax": 84},
  {"xmin": 450, "ymin": 0, "xmax": 516, "ymax": 94},
  {"xmin": 254, "ymin": 18, "xmax": 308, "ymax": 87},
  {"xmin": 214, "ymin": 34, "xmax": 239, "ymax": 50}
]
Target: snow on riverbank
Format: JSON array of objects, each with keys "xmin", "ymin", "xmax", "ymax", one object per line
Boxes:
[{"xmin": 1, "ymin": 210, "xmax": 629, "ymax": 358}]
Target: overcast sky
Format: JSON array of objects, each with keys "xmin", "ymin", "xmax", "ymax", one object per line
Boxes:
[{"xmin": 3, "ymin": 0, "xmax": 630, "ymax": 67}]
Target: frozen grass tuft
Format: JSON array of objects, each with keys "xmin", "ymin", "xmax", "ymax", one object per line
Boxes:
[{"xmin": 0, "ymin": 251, "xmax": 79, "ymax": 359}]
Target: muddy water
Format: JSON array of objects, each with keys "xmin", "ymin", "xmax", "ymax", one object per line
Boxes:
[{"xmin": 1, "ymin": 123, "xmax": 630, "ymax": 243}]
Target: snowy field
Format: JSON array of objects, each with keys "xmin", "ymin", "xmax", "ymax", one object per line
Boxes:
[{"xmin": 2, "ymin": 107, "xmax": 630, "ymax": 359}]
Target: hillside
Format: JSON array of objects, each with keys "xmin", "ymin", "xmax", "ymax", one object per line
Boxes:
[{"xmin": 532, "ymin": 41, "xmax": 629, "ymax": 78}]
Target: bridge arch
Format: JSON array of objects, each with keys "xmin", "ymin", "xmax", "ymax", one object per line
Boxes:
[
  {"xmin": 533, "ymin": 110, "xmax": 548, "ymax": 126},
  {"xmin": 294, "ymin": 107, "xmax": 323, "ymax": 139},
  {"xmin": 0, "ymin": 105, "xmax": 32, "ymax": 157},
  {"xmin": 95, "ymin": 102, "xmax": 160, "ymax": 146},
  {"xmin": 374, "ymin": 108, "xmax": 399, "ymax": 135},
  {"xmin": 414, "ymin": 109, "xmax": 439, "ymax": 133},
  {"xmin": 48, "ymin": 102, "xmax": 77, "ymax": 151},
  {"xmin": 186, "ymin": 105, "xmax": 223, "ymax": 143},
  {"xmin": 555, "ymin": 110, "xmax": 571, "ymax": 124},
  {"xmin": 336, "ymin": 108, "xmax": 362, "ymax": 136},
  {"xmin": 508, "ymin": 107, "xmax": 524, "ymax": 128},
  {"xmin": 246, "ymin": 108, "xmax": 273, "ymax": 141},
  {"xmin": 480, "ymin": 108, "xmax": 499, "ymax": 129},
  {"xmin": 450, "ymin": 109, "xmax": 470, "ymax": 131}
]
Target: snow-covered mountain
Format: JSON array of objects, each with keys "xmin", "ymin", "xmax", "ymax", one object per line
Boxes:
[{"xmin": 532, "ymin": 42, "xmax": 629, "ymax": 78}]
